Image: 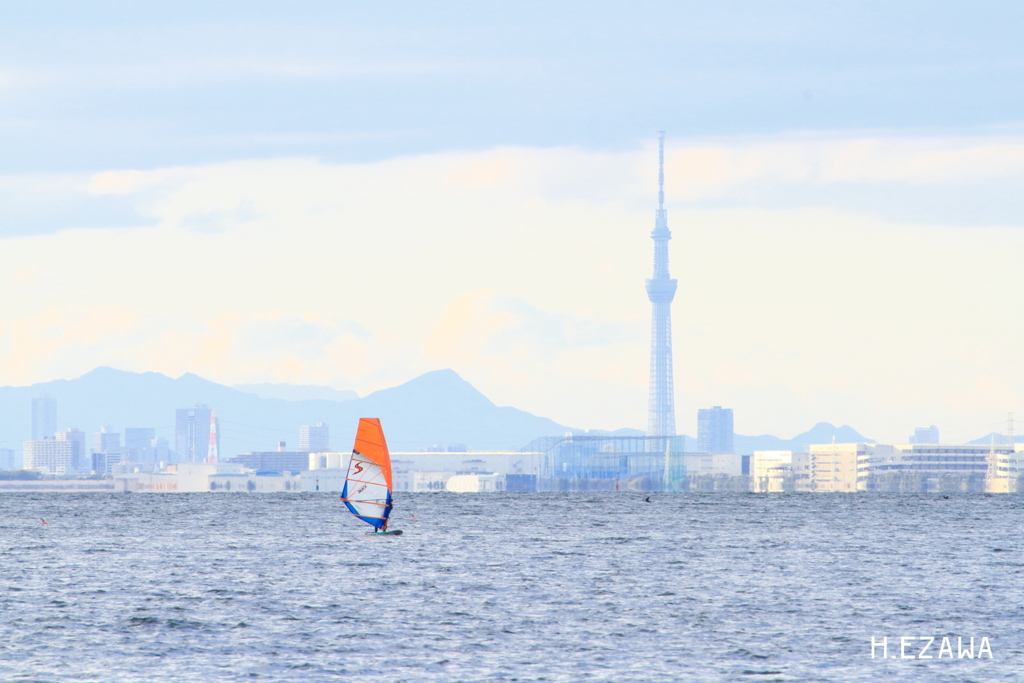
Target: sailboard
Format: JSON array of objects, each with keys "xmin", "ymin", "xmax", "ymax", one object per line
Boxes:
[{"xmin": 340, "ymin": 418, "xmax": 403, "ymax": 536}]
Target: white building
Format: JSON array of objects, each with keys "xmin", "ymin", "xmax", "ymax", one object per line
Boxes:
[
  {"xmin": 679, "ymin": 452, "xmax": 743, "ymax": 476},
  {"xmin": 445, "ymin": 473, "xmax": 505, "ymax": 492},
  {"xmin": 308, "ymin": 451, "xmax": 347, "ymax": 470},
  {"xmin": 809, "ymin": 443, "xmax": 867, "ymax": 492},
  {"xmin": 116, "ymin": 462, "xmax": 301, "ymax": 492},
  {"xmin": 412, "ymin": 471, "xmax": 457, "ymax": 491},
  {"xmin": 753, "ymin": 451, "xmax": 790, "ymax": 492},
  {"xmin": 23, "ymin": 439, "xmax": 74, "ymax": 475},
  {"xmin": 392, "ymin": 451, "xmax": 546, "ymax": 477},
  {"xmin": 800, "ymin": 442, "xmax": 1024, "ymax": 492},
  {"xmin": 301, "ymin": 468, "xmax": 347, "ymax": 493},
  {"xmin": 751, "ymin": 451, "xmax": 810, "ymax": 492},
  {"xmin": 989, "ymin": 444, "xmax": 1024, "ymax": 492}
]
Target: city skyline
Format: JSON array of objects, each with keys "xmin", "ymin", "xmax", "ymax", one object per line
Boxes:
[{"xmin": 5, "ymin": 365, "xmax": 1019, "ymax": 462}]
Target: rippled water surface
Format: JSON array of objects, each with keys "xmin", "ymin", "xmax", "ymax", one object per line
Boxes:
[{"xmin": 1, "ymin": 492, "xmax": 1022, "ymax": 682}]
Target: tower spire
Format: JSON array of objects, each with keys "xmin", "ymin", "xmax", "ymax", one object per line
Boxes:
[
  {"xmin": 658, "ymin": 131, "xmax": 665, "ymax": 212},
  {"xmin": 646, "ymin": 131, "xmax": 677, "ymax": 437}
]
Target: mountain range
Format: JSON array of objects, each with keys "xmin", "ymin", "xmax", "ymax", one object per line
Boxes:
[
  {"xmin": 0, "ymin": 367, "xmax": 566, "ymax": 457},
  {"xmin": 232, "ymin": 383, "xmax": 359, "ymax": 402},
  {"xmin": 734, "ymin": 423, "xmax": 875, "ymax": 453},
  {"xmin": 0, "ymin": 366, "xmax": 903, "ymax": 462}
]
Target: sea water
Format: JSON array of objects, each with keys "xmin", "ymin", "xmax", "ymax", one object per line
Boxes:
[{"xmin": 1, "ymin": 492, "xmax": 1021, "ymax": 682}]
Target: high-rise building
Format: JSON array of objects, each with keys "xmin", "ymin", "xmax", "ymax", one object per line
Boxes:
[
  {"xmin": 299, "ymin": 422, "xmax": 330, "ymax": 452},
  {"xmin": 149, "ymin": 437, "xmax": 171, "ymax": 467},
  {"xmin": 124, "ymin": 427, "xmax": 156, "ymax": 464},
  {"xmin": 31, "ymin": 395, "xmax": 57, "ymax": 441},
  {"xmin": 175, "ymin": 404, "xmax": 212, "ymax": 464},
  {"xmin": 646, "ymin": 132, "xmax": 677, "ymax": 437},
  {"xmin": 909, "ymin": 426, "xmax": 940, "ymax": 444},
  {"xmin": 94, "ymin": 426, "xmax": 121, "ymax": 454},
  {"xmin": 56, "ymin": 428, "xmax": 87, "ymax": 472},
  {"xmin": 24, "ymin": 438, "xmax": 74, "ymax": 475},
  {"xmin": 0, "ymin": 448, "xmax": 16, "ymax": 470},
  {"xmin": 697, "ymin": 406, "xmax": 734, "ymax": 453},
  {"xmin": 125, "ymin": 427, "xmax": 156, "ymax": 451},
  {"xmin": 91, "ymin": 451, "xmax": 122, "ymax": 476}
]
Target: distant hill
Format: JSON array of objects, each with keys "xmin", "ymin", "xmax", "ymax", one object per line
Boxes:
[
  {"xmin": 967, "ymin": 433, "xmax": 1021, "ymax": 446},
  {"xmin": 733, "ymin": 422, "xmax": 875, "ymax": 454},
  {"xmin": 521, "ymin": 423, "xmax": 874, "ymax": 455},
  {"xmin": 0, "ymin": 367, "xmax": 571, "ymax": 459},
  {"xmin": 233, "ymin": 382, "xmax": 358, "ymax": 402}
]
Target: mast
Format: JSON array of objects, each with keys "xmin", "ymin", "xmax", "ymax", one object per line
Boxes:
[{"xmin": 646, "ymin": 131, "xmax": 678, "ymax": 438}]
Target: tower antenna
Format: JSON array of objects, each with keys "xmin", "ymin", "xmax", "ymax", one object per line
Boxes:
[{"xmin": 658, "ymin": 130, "xmax": 665, "ymax": 212}]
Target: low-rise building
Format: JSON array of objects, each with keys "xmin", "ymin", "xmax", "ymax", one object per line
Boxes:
[
  {"xmin": 229, "ymin": 450, "xmax": 309, "ymax": 473},
  {"xmin": 392, "ymin": 451, "xmax": 546, "ymax": 477},
  {"xmin": 809, "ymin": 443, "xmax": 866, "ymax": 492},
  {"xmin": 301, "ymin": 468, "xmax": 347, "ymax": 493},
  {"xmin": 114, "ymin": 471, "xmax": 179, "ymax": 492},
  {"xmin": 308, "ymin": 452, "xmax": 347, "ymax": 470},
  {"xmin": 445, "ymin": 473, "xmax": 504, "ymax": 492},
  {"xmin": 117, "ymin": 463, "xmax": 302, "ymax": 492},
  {"xmin": 988, "ymin": 444, "xmax": 1024, "ymax": 492},
  {"xmin": 680, "ymin": 452, "xmax": 743, "ymax": 476},
  {"xmin": 751, "ymin": 451, "xmax": 812, "ymax": 492},
  {"xmin": 411, "ymin": 471, "xmax": 456, "ymax": 491},
  {"xmin": 866, "ymin": 443, "xmax": 1018, "ymax": 493},
  {"xmin": 801, "ymin": 442, "xmax": 1024, "ymax": 492}
]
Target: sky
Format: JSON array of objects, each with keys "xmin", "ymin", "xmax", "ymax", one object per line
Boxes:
[{"xmin": 2, "ymin": 1, "xmax": 1024, "ymax": 442}]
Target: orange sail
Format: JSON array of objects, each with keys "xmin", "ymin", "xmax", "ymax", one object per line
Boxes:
[
  {"xmin": 341, "ymin": 418, "xmax": 394, "ymax": 531},
  {"xmin": 353, "ymin": 418, "xmax": 392, "ymax": 490}
]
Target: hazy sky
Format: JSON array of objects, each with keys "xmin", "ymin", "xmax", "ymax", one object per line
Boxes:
[{"xmin": 2, "ymin": 2, "xmax": 1023, "ymax": 441}]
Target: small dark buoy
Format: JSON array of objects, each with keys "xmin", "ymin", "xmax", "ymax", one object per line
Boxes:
[
  {"xmin": 644, "ymin": 496, "xmax": 651, "ymax": 503},
  {"xmin": 942, "ymin": 495, "xmax": 949, "ymax": 499}
]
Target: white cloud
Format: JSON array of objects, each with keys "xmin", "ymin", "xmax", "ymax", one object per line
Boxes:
[
  {"xmin": 0, "ymin": 306, "xmax": 383, "ymax": 392},
  {"xmin": 424, "ymin": 291, "xmax": 645, "ymax": 426},
  {"xmin": 664, "ymin": 135, "xmax": 1024, "ymax": 199}
]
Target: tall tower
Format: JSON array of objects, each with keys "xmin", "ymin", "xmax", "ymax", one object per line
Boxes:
[{"xmin": 646, "ymin": 132, "xmax": 677, "ymax": 437}]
